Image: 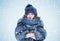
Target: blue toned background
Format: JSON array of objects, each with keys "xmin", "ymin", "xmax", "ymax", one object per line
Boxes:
[{"xmin": 0, "ymin": 0, "xmax": 60, "ymax": 41}]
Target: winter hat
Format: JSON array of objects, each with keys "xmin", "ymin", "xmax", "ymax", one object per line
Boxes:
[{"xmin": 25, "ymin": 4, "xmax": 37, "ymax": 16}]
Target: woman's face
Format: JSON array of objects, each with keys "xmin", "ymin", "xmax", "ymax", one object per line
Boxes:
[{"xmin": 26, "ymin": 13, "xmax": 35, "ymax": 20}]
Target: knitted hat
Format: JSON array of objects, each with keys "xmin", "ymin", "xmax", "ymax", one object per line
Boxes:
[{"xmin": 25, "ymin": 4, "xmax": 37, "ymax": 16}]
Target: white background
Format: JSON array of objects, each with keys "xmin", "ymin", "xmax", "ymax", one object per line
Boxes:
[{"xmin": 0, "ymin": 0, "xmax": 60, "ymax": 41}]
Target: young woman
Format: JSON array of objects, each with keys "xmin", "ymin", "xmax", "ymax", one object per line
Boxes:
[{"xmin": 15, "ymin": 4, "xmax": 47, "ymax": 41}]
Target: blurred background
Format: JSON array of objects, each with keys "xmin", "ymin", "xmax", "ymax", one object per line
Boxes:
[{"xmin": 0, "ymin": 0, "xmax": 60, "ymax": 41}]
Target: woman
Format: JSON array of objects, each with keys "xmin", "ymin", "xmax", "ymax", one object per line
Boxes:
[{"xmin": 15, "ymin": 4, "xmax": 47, "ymax": 41}]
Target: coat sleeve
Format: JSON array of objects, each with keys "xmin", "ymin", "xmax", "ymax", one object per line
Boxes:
[
  {"xmin": 34, "ymin": 20, "xmax": 47, "ymax": 40},
  {"xmin": 15, "ymin": 19, "xmax": 27, "ymax": 41}
]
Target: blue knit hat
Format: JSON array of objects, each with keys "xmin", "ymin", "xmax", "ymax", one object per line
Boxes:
[{"xmin": 25, "ymin": 4, "xmax": 37, "ymax": 16}]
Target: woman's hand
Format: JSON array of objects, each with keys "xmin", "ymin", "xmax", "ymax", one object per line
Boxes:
[{"xmin": 25, "ymin": 33, "xmax": 36, "ymax": 39}]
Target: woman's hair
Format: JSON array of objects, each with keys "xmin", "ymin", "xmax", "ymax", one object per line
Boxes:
[{"xmin": 23, "ymin": 14, "xmax": 40, "ymax": 19}]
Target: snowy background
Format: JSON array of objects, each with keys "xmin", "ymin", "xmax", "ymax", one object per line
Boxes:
[{"xmin": 0, "ymin": 0, "xmax": 60, "ymax": 41}]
